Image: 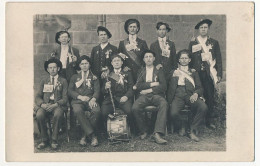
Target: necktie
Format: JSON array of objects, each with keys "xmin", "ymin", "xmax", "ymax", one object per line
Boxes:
[{"xmin": 52, "ymin": 77, "xmax": 55, "ymax": 89}]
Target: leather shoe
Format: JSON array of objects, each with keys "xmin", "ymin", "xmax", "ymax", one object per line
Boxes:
[
  {"xmin": 51, "ymin": 140, "xmax": 59, "ymax": 150},
  {"xmin": 152, "ymin": 133, "xmax": 167, "ymax": 144},
  {"xmin": 91, "ymin": 135, "xmax": 98, "ymax": 147},
  {"xmin": 79, "ymin": 137, "xmax": 87, "ymax": 146},
  {"xmin": 37, "ymin": 141, "xmax": 49, "ymax": 149},
  {"xmin": 178, "ymin": 127, "xmax": 186, "ymax": 136},
  {"xmin": 207, "ymin": 123, "xmax": 216, "ymax": 129},
  {"xmin": 140, "ymin": 132, "xmax": 148, "ymax": 140},
  {"xmin": 188, "ymin": 132, "xmax": 200, "ymax": 142}
]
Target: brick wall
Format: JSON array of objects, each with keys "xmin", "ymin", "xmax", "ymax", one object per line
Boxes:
[{"xmin": 34, "ymin": 15, "xmax": 226, "ymax": 93}]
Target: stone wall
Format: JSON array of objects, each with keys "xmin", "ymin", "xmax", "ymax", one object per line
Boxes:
[{"xmin": 33, "ymin": 15, "xmax": 226, "ymax": 92}]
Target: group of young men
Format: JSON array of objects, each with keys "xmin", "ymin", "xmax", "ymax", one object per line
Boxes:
[{"xmin": 34, "ymin": 18, "xmax": 222, "ymax": 150}]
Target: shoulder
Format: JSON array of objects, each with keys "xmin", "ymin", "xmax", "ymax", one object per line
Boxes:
[
  {"xmin": 109, "ymin": 44, "xmax": 117, "ymax": 50},
  {"xmin": 208, "ymin": 37, "xmax": 219, "ymax": 43},
  {"xmin": 150, "ymin": 41, "xmax": 157, "ymax": 47},
  {"xmin": 92, "ymin": 45, "xmax": 99, "ymax": 50},
  {"xmin": 137, "ymin": 38, "xmax": 146, "ymax": 43}
]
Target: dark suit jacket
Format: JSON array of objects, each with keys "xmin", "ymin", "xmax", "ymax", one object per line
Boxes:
[
  {"xmin": 167, "ymin": 69, "xmax": 203, "ymax": 104},
  {"xmin": 90, "ymin": 43, "xmax": 118, "ymax": 78},
  {"xmin": 68, "ymin": 71, "xmax": 100, "ymax": 105},
  {"xmin": 150, "ymin": 39, "xmax": 177, "ymax": 77},
  {"xmin": 118, "ymin": 37, "xmax": 148, "ymax": 80},
  {"xmin": 35, "ymin": 75, "xmax": 68, "ymax": 110},
  {"xmin": 102, "ymin": 69, "xmax": 134, "ymax": 104},
  {"xmin": 188, "ymin": 37, "xmax": 222, "ymax": 78},
  {"xmin": 135, "ymin": 66, "xmax": 166, "ymax": 97},
  {"xmin": 52, "ymin": 45, "xmax": 80, "ymax": 82}
]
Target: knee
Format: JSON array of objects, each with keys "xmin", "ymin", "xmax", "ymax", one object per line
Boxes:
[
  {"xmin": 159, "ymin": 99, "xmax": 168, "ymax": 110},
  {"xmin": 36, "ymin": 108, "xmax": 45, "ymax": 121},
  {"xmin": 53, "ymin": 108, "xmax": 64, "ymax": 119},
  {"xmin": 198, "ymin": 102, "xmax": 208, "ymax": 114},
  {"xmin": 132, "ymin": 103, "xmax": 139, "ymax": 112},
  {"xmin": 72, "ymin": 104, "xmax": 83, "ymax": 115}
]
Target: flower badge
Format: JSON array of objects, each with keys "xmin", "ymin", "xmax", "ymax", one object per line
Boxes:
[
  {"xmin": 162, "ymin": 42, "xmax": 170, "ymax": 58},
  {"xmin": 105, "ymin": 49, "xmax": 112, "ymax": 59},
  {"xmin": 96, "ymin": 51, "xmax": 99, "ymax": 54},
  {"xmin": 56, "ymin": 81, "xmax": 62, "ymax": 90},
  {"xmin": 92, "ymin": 75, "xmax": 97, "ymax": 81},
  {"xmin": 118, "ymin": 53, "xmax": 128, "ymax": 60},
  {"xmin": 117, "ymin": 74, "xmax": 125, "ymax": 85},
  {"xmin": 154, "ymin": 75, "xmax": 158, "ymax": 82},
  {"xmin": 86, "ymin": 78, "xmax": 92, "ymax": 89},
  {"xmin": 207, "ymin": 44, "xmax": 213, "ymax": 50},
  {"xmin": 126, "ymin": 41, "xmax": 140, "ymax": 51}
]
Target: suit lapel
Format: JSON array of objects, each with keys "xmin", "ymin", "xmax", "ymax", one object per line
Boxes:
[{"xmin": 56, "ymin": 45, "xmax": 61, "ymax": 59}]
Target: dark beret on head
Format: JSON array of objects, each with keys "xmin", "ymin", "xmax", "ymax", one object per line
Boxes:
[
  {"xmin": 97, "ymin": 26, "xmax": 112, "ymax": 39},
  {"xmin": 195, "ymin": 19, "xmax": 212, "ymax": 29},
  {"xmin": 124, "ymin": 19, "xmax": 140, "ymax": 34},
  {"xmin": 55, "ymin": 31, "xmax": 71, "ymax": 45}
]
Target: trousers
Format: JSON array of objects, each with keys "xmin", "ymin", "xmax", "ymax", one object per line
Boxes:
[
  {"xmin": 36, "ymin": 107, "xmax": 64, "ymax": 142},
  {"xmin": 170, "ymin": 86, "xmax": 207, "ymax": 130},
  {"xmin": 72, "ymin": 103, "xmax": 101, "ymax": 137},
  {"xmin": 132, "ymin": 94, "xmax": 168, "ymax": 135}
]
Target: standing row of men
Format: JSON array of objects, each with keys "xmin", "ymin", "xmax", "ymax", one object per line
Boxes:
[{"xmin": 34, "ymin": 18, "xmax": 222, "ymax": 150}]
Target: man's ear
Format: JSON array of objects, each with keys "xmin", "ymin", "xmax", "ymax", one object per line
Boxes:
[
  {"xmin": 68, "ymin": 37, "xmax": 71, "ymax": 43},
  {"xmin": 58, "ymin": 67, "xmax": 60, "ymax": 71}
]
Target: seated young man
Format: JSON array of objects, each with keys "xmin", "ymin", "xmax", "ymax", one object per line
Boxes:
[
  {"xmin": 101, "ymin": 54, "xmax": 134, "ymax": 129},
  {"xmin": 35, "ymin": 58, "xmax": 68, "ymax": 150},
  {"xmin": 167, "ymin": 49, "xmax": 208, "ymax": 142},
  {"xmin": 132, "ymin": 50, "xmax": 168, "ymax": 144},
  {"xmin": 68, "ymin": 55, "xmax": 101, "ymax": 147}
]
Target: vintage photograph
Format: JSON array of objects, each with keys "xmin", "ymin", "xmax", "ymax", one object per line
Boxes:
[{"xmin": 33, "ymin": 14, "xmax": 226, "ymax": 152}]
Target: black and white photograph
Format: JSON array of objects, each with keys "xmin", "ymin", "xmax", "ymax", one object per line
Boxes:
[
  {"xmin": 5, "ymin": 2, "xmax": 254, "ymax": 162},
  {"xmin": 33, "ymin": 14, "xmax": 226, "ymax": 152}
]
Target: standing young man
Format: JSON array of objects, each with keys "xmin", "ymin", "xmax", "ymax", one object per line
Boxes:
[
  {"xmin": 52, "ymin": 30, "xmax": 80, "ymax": 83},
  {"xmin": 167, "ymin": 49, "xmax": 208, "ymax": 142},
  {"xmin": 118, "ymin": 19, "xmax": 148, "ymax": 81},
  {"xmin": 35, "ymin": 58, "xmax": 68, "ymax": 150},
  {"xmin": 132, "ymin": 50, "xmax": 168, "ymax": 144},
  {"xmin": 91, "ymin": 26, "xmax": 118, "ymax": 80},
  {"xmin": 150, "ymin": 22, "xmax": 177, "ymax": 82},
  {"xmin": 188, "ymin": 19, "xmax": 222, "ymax": 129}
]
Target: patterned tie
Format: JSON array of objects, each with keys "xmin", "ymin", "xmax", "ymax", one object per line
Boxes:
[{"xmin": 52, "ymin": 76, "xmax": 55, "ymax": 89}]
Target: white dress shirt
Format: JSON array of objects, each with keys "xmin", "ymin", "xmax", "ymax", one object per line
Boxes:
[
  {"xmin": 114, "ymin": 68, "xmax": 121, "ymax": 75},
  {"xmin": 60, "ymin": 44, "xmax": 69, "ymax": 69},
  {"xmin": 158, "ymin": 36, "xmax": 167, "ymax": 49},
  {"xmin": 146, "ymin": 66, "xmax": 154, "ymax": 82},
  {"xmin": 100, "ymin": 42, "xmax": 108, "ymax": 50},
  {"xmin": 129, "ymin": 34, "xmax": 137, "ymax": 44}
]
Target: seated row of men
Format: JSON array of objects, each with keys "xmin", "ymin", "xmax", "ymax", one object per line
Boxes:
[{"xmin": 35, "ymin": 49, "xmax": 208, "ymax": 150}]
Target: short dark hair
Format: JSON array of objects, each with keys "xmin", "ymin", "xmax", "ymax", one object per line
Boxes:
[
  {"xmin": 78, "ymin": 55, "xmax": 92, "ymax": 68},
  {"xmin": 55, "ymin": 31, "xmax": 71, "ymax": 45},
  {"xmin": 176, "ymin": 49, "xmax": 191, "ymax": 61}
]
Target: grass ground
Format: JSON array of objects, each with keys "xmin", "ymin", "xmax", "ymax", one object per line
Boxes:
[{"xmin": 34, "ymin": 124, "xmax": 226, "ymax": 152}]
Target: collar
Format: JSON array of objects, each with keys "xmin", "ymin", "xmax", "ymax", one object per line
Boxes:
[
  {"xmin": 197, "ymin": 35, "xmax": 208, "ymax": 43},
  {"xmin": 50, "ymin": 74, "xmax": 59, "ymax": 80},
  {"xmin": 61, "ymin": 44, "xmax": 69, "ymax": 50},
  {"xmin": 100, "ymin": 42, "xmax": 109, "ymax": 49},
  {"xmin": 179, "ymin": 65, "xmax": 189, "ymax": 72},
  {"xmin": 129, "ymin": 34, "xmax": 137, "ymax": 41},
  {"xmin": 146, "ymin": 66, "xmax": 154, "ymax": 71},
  {"xmin": 81, "ymin": 70, "xmax": 89, "ymax": 78},
  {"xmin": 158, "ymin": 36, "xmax": 166, "ymax": 42},
  {"xmin": 114, "ymin": 68, "xmax": 122, "ymax": 74}
]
